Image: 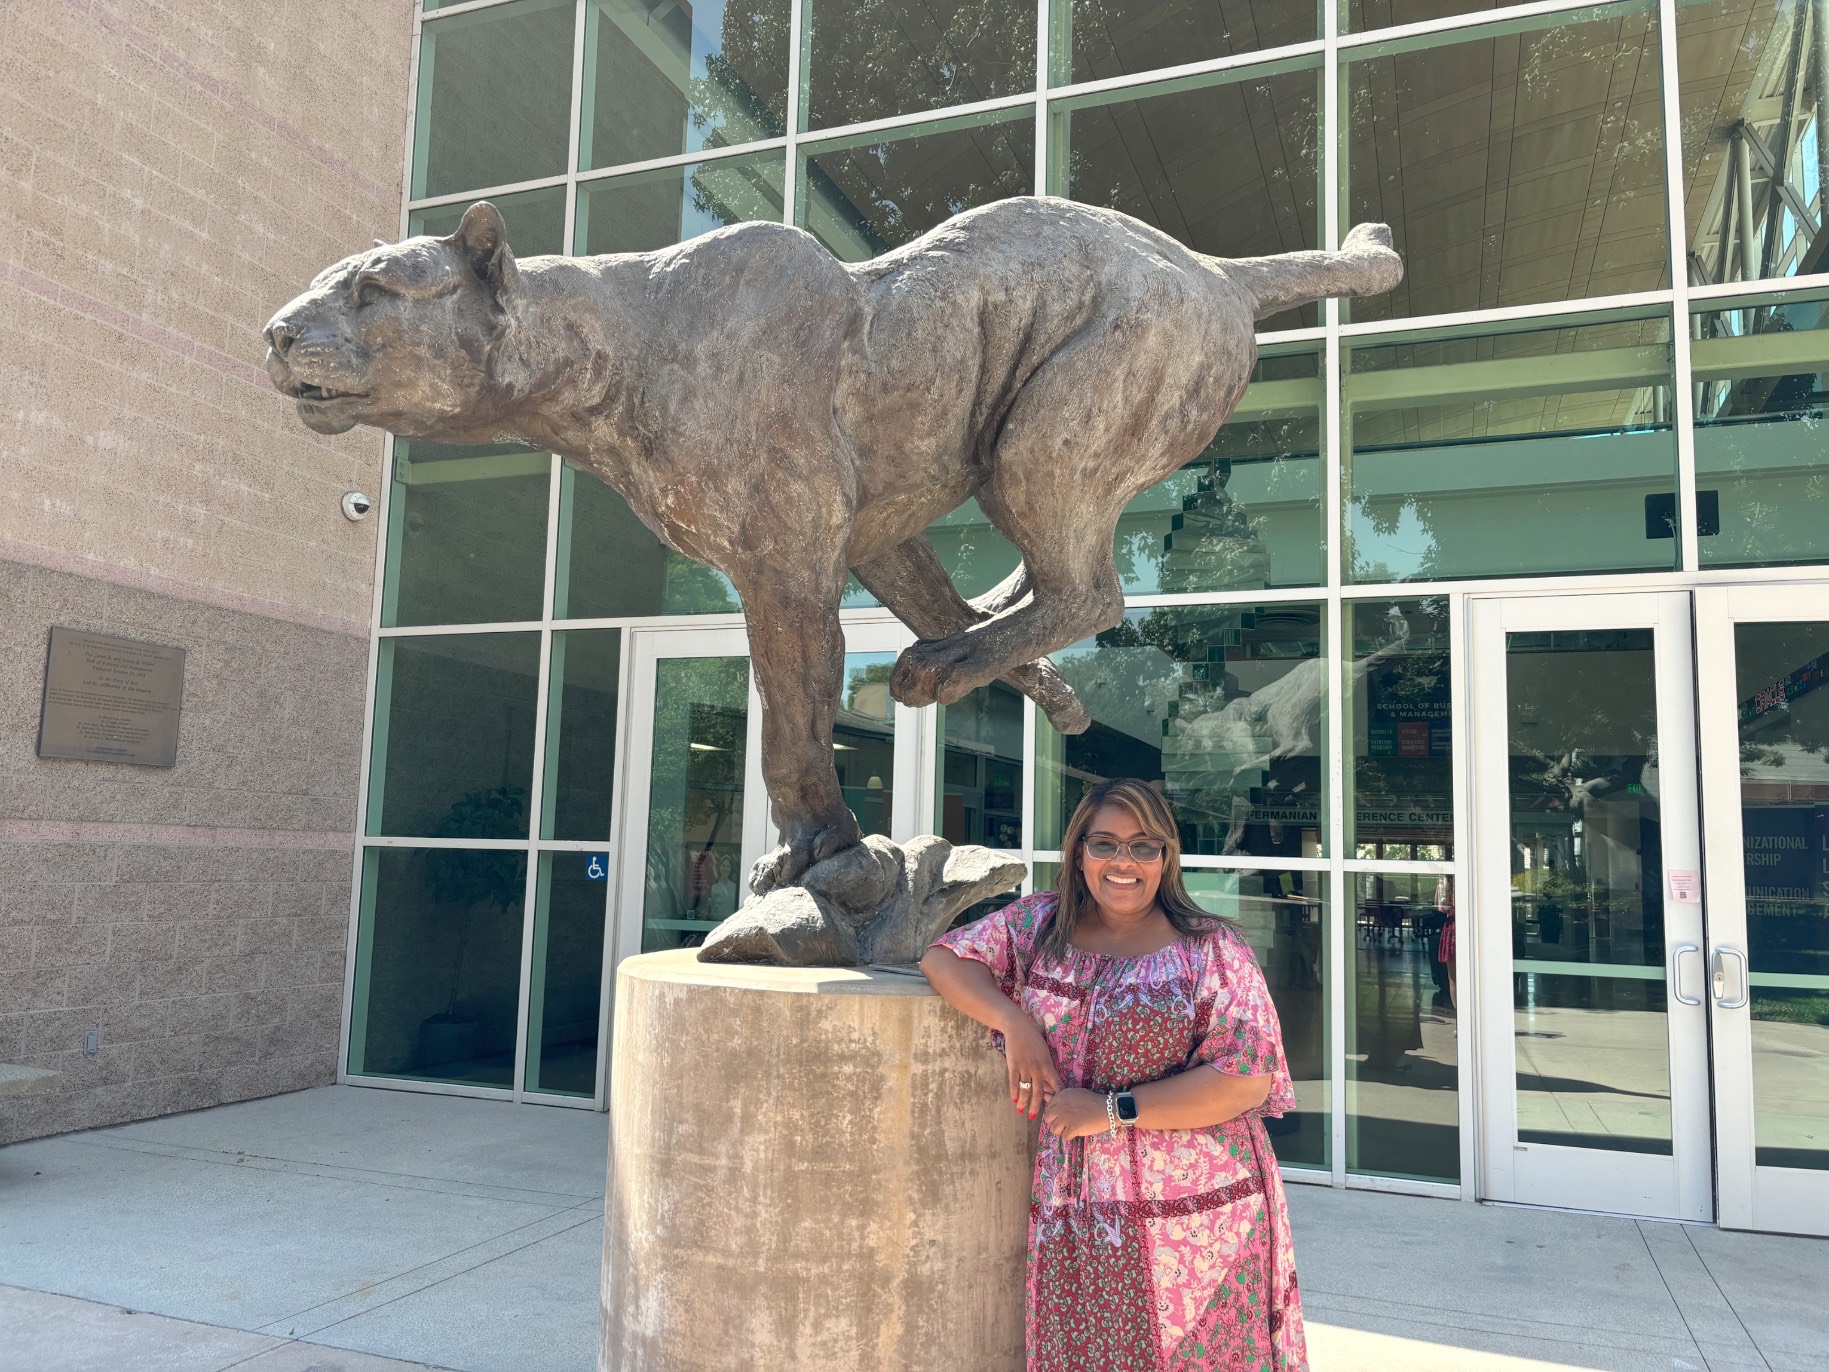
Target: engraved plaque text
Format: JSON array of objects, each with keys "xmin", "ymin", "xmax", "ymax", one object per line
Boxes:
[{"xmin": 38, "ymin": 627, "xmax": 186, "ymax": 767}]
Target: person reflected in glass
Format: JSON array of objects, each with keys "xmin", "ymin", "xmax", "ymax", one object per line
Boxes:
[
  {"xmin": 1435, "ymin": 874, "xmax": 1457, "ymax": 1010},
  {"xmin": 921, "ymin": 778, "xmax": 1307, "ymax": 1371}
]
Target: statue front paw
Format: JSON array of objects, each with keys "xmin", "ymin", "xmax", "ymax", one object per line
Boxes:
[
  {"xmin": 890, "ymin": 635, "xmax": 980, "ymax": 709},
  {"xmin": 749, "ymin": 815, "xmax": 864, "ymax": 896}
]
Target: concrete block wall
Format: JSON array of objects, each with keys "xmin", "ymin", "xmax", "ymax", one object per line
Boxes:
[
  {"xmin": 0, "ymin": 562, "xmax": 369, "ymax": 1144},
  {"xmin": 0, "ymin": 1, "xmax": 414, "ymax": 1141}
]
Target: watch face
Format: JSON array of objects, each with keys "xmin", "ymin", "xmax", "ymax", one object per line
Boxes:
[{"xmin": 1116, "ymin": 1092, "xmax": 1140, "ymax": 1123}]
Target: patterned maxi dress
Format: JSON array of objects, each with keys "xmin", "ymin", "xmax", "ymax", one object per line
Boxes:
[{"xmin": 934, "ymin": 892, "xmax": 1307, "ymax": 1372}]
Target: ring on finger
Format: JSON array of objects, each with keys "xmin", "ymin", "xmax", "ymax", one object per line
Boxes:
[{"xmin": 1018, "ymin": 1079, "xmax": 1032, "ymax": 1090}]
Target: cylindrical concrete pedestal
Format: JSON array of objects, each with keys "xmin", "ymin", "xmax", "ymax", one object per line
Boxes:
[{"xmin": 601, "ymin": 950, "xmax": 1031, "ymax": 1372}]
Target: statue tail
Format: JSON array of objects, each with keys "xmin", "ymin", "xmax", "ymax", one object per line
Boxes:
[{"xmin": 1223, "ymin": 223, "xmax": 1403, "ymax": 321}]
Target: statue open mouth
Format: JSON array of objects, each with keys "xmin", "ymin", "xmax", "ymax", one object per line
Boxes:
[{"xmin": 290, "ymin": 383, "xmax": 368, "ymax": 402}]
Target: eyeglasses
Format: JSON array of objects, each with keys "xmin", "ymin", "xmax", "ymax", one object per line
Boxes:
[{"xmin": 1082, "ymin": 837, "xmax": 1166, "ymax": 863}]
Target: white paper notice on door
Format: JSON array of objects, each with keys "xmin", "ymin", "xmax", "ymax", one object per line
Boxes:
[{"xmin": 1668, "ymin": 869, "xmax": 1701, "ymax": 904}]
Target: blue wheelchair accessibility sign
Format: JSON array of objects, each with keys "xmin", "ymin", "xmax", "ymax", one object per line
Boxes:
[{"xmin": 584, "ymin": 854, "xmax": 609, "ymax": 881}]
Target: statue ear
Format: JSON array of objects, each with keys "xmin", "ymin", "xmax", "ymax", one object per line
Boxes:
[{"xmin": 450, "ymin": 201, "xmax": 519, "ymax": 299}]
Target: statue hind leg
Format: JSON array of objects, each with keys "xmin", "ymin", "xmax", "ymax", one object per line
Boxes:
[
  {"xmin": 851, "ymin": 538, "xmax": 1090, "ymax": 734},
  {"xmin": 887, "ymin": 329, "xmax": 1228, "ymax": 710},
  {"xmin": 888, "ymin": 506, "xmax": 1127, "ymax": 714}
]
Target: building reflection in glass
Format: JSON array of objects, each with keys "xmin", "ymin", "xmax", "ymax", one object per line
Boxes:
[
  {"xmin": 1189, "ymin": 870, "xmax": 1331, "ymax": 1171},
  {"xmin": 938, "ymin": 681, "xmax": 1024, "ymax": 849},
  {"xmin": 1349, "ymin": 873, "xmax": 1460, "ymax": 1182},
  {"xmin": 1039, "ymin": 604, "xmax": 1325, "ymax": 858},
  {"xmin": 836, "ymin": 652, "xmax": 897, "ymax": 839}
]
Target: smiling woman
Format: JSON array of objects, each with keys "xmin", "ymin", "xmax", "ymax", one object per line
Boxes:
[{"xmin": 920, "ymin": 778, "xmax": 1306, "ymax": 1371}]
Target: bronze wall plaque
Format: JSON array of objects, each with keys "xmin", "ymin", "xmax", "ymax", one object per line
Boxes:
[{"xmin": 37, "ymin": 627, "xmax": 187, "ymax": 767}]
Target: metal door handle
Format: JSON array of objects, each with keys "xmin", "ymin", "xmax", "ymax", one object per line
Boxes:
[
  {"xmin": 1671, "ymin": 943, "xmax": 1702, "ymax": 1006},
  {"xmin": 1712, "ymin": 945, "xmax": 1749, "ymax": 1010}
]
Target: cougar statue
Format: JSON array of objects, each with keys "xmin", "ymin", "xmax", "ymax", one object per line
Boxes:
[{"xmin": 265, "ymin": 197, "xmax": 1402, "ymax": 899}]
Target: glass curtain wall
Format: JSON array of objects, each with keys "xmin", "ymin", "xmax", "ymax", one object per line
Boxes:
[{"xmin": 363, "ymin": 0, "xmax": 1829, "ymax": 1164}]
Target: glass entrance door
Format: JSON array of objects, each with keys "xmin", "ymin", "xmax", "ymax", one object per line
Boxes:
[
  {"xmin": 617, "ymin": 627, "xmax": 764, "ymax": 959},
  {"xmin": 1698, "ymin": 586, "xmax": 1829, "ymax": 1236},
  {"xmin": 614, "ymin": 619, "xmax": 920, "ymax": 962},
  {"xmin": 1471, "ymin": 593, "xmax": 1711, "ymax": 1221}
]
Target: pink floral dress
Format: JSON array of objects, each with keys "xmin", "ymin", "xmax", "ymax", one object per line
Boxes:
[{"xmin": 934, "ymin": 892, "xmax": 1307, "ymax": 1372}]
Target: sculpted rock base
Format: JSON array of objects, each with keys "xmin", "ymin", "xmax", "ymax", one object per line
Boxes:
[{"xmin": 697, "ymin": 834, "xmax": 1026, "ymax": 967}]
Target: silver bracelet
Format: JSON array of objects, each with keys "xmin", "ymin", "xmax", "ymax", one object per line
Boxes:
[{"xmin": 1105, "ymin": 1092, "xmax": 1119, "ymax": 1138}]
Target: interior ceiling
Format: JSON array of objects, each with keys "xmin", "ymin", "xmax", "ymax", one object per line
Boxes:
[{"xmin": 1347, "ymin": 9, "xmax": 1671, "ymax": 322}]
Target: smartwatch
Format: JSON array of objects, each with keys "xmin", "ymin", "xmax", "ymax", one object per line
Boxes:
[{"xmin": 1114, "ymin": 1090, "xmax": 1140, "ymax": 1126}]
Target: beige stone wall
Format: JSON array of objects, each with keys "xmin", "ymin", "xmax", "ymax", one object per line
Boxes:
[
  {"xmin": 0, "ymin": 561, "xmax": 368, "ymax": 1145},
  {"xmin": 0, "ymin": 0, "xmax": 413, "ymax": 629},
  {"xmin": 0, "ymin": 0, "xmax": 414, "ymax": 1140}
]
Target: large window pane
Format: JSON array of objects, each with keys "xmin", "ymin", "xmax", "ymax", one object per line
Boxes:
[
  {"xmin": 1053, "ymin": 0, "xmax": 1318, "ymax": 86},
  {"xmin": 581, "ymin": 0, "xmax": 789, "ymax": 171},
  {"xmin": 925, "ymin": 499, "xmax": 1024, "ymax": 601},
  {"xmin": 642, "ymin": 657, "xmax": 751, "ymax": 951},
  {"xmin": 1345, "ymin": 7, "xmax": 1668, "ymax": 321},
  {"xmin": 413, "ymin": 0, "xmax": 577, "ymax": 198},
  {"xmin": 803, "ymin": 0, "xmax": 1034, "ymax": 131},
  {"xmin": 838, "ymin": 652, "xmax": 898, "ymax": 838},
  {"xmin": 542, "ymin": 629, "xmax": 623, "ymax": 841},
  {"xmin": 576, "ymin": 152, "xmax": 787, "ymax": 254},
  {"xmin": 1678, "ymin": 0, "xmax": 1829, "ymax": 284},
  {"xmin": 1050, "ymin": 61, "xmax": 1321, "ymax": 330},
  {"xmin": 1508, "ymin": 628, "xmax": 1673, "ymax": 1157},
  {"xmin": 1116, "ymin": 350, "xmax": 1323, "ymax": 593},
  {"xmin": 368, "ymin": 634, "xmax": 541, "ymax": 839},
  {"xmin": 526, "ymin": 852, "xmax": 608, "ymax": 1097},
  {"xmin": 1188, "ymin": 870, "xmax": 1330, "ymax": 1170},
  {"xmin": 350, "ymin": 847, "xmax": 526, "ymax": 1088},
  {"xmin": 937, "ymin": 681, "xmax": 1025, "ymax": 848},
  {"xmin": 1345, "ymin": 314, "xmax": 1679, "ymax": 582},
  {"xmin": 1349, "ymin": 599, "xmax": 1454, "ymax": 853},
  {"xmin": 383, "ymin": 441, "xmax": 550, "ymax": 628},
  {"xmin": 1692, "ymin": 293, "xmax": 1829, "ymax": 568},
  {"xmin": 1037, "ymin": 603, "xmax": 1326, "ymax": 858},
  {"xmin": 1349, "ymin": 872, "xmax": 1459, "ymax": 1181},
  {"xmin": 556, "ymin": 467, "xmax": 739, "ymax": 617},
  {"xmin": 1734, "ymin": 621, "xmax": 1829, "ymax": 1170},
  {"xmin": 409, "ymin": 186, "xmax": 568, "ymax": 257},
  {"xmin": 800, "ymin": 111, "xmax": 1035, "ymax": 260}
]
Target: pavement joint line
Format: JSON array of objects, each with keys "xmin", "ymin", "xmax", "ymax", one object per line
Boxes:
[
  {"xmin": 1302, "ymin": 1294, "xmax": 1706, "ymax": 1359},
  {"xmin": 210, "ymin": 1331, "xmax": 461, "ymax": 1372},
  {"xmin": 1303, "ymin": 1285, "xmax": 1690, "ymax": 1345},
  {"xmin": 273, "ymin": 1209, "xmax": 604, "ymax": 1345},
  {"xmin": 66, "ymin": 1134, "xmax": 604, "ymax": 1207},
  {"xmin": 0, "ymin": 1285, "xmax": 460, "ymax": 1372},
  {"xmin": 255, "ymin": 1201, "xmax": 602, "ymax": 1338},
  {"xmin": 1634, "ymin": 1218, "xmax": 1726, "ymax": 1367},
  {"xmin": 1635, "ymin": 1218, "xmax": 1771, "ymax": 1370},
  {"xmin": 1681, "ymin": 1225, "xmax": 1780, "ymax": 1369},
  {"xmin": 88, "ymin": 1128, "xmax": 608, "ymax": 1200}
]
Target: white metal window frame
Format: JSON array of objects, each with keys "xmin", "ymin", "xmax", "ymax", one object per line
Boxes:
[{"xmin": 336, "ymin": 0, "xmax": 1829, "ymax": 1196}]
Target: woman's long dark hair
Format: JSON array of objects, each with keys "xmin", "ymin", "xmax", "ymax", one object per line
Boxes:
[{"xmin": 1039, "ymin": 777, "xmax": 1223, "ymax": 961}]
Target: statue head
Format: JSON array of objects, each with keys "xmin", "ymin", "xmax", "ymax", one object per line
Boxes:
[{"xmin": 262, "ymin": 202, "xmax": 518, "ymax": 438}]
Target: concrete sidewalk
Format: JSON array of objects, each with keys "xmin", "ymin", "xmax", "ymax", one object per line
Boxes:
[{"xmin": 0, "ymin": 1086, "xmax": 1822, "ymax": 1372}]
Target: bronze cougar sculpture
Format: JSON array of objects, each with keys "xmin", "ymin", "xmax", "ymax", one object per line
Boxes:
[{"xmin": 265, "ymin": 196, "xmax": 1401, "ymax": 893}]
